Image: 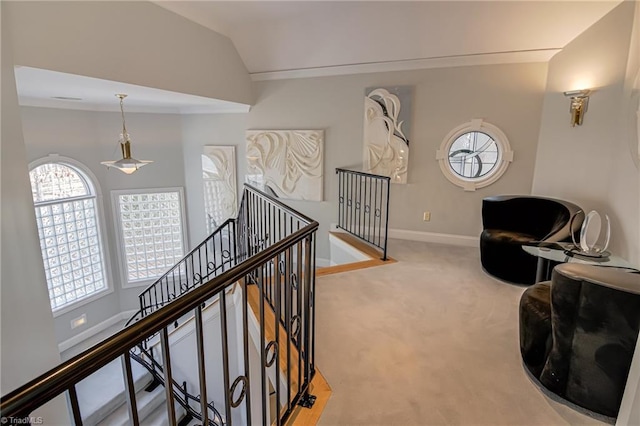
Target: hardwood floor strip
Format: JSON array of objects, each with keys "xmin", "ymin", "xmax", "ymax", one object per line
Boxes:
[
  {"xmin": 247, "ymin": 233, "xmax": 397, "ymax": 423},
  {"xmin": 247, "ymin": 282, "xmax": 332, "ymax": 425},
  {"xmin": 317, "ymin": 232, "xmax": 396, "ymax": 277},
  {"xmin": 288, "ymin": 369, "xmax": 332, "ymax": 426},
  {"xmin": 247, "ymin": 283, "xmax": 300, "ymax": 390},
  {"xmin": 316, "ymin": 259, "xmax": 390, "ymax": 276}
]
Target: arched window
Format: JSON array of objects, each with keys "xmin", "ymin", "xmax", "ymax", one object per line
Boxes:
[
  {"xmin": 29, "ymin": 159, "xmax": 109, "ymax": 312},
  {"xmin": 202, "ymin": 146, "xmax": 237, "ymax": 234},
  {"xmin": 203, "ymin": 154, "xmax": 223, "ymax": 233}
]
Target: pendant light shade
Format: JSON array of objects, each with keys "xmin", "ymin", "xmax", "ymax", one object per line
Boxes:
[{"xmin": 101, "ymin": 94, "xmax": 152, "ymax": 174}]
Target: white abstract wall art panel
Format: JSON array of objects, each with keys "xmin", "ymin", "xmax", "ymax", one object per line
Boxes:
[
  {"xmin": 246, "ymin": 130, "xmax": 324, "ymax": 201},
  {"xmin": 363, "ymin": 87, "xmax": 412, "ymax": 184},
  {"xmin": 202, "ymin": 146, "xmax": 237, "ymax": 233}
]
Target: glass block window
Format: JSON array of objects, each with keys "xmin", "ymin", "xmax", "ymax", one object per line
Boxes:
[
  {"xmin": 114, "ymin": 190, "xmax": 186, "ymax": 284},
  {"xmin": 29, "ymin": 162, "xmax": 108, "ymax": 311}
]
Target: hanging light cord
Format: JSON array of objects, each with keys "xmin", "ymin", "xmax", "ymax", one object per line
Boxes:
[
  {"xmin": 118, "ymin": 94, "xmax": 128, "ymax": 138},
  {"xmin": 102, "ymin": 93, "xmax": 152, "ymax": 173}
]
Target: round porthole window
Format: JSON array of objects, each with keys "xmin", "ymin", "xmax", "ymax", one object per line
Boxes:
[{"xmin": 436, "ymin": 119, "xmax": 513, "ymax": 191}]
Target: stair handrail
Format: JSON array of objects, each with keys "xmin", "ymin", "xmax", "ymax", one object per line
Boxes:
[
  {"xmin": 127, "ymin": 217, "xmax": 237, "ymax": 327},
  {"xmin": 1, "ymin": 186, "xmax": 318, "ymax": 424},
  {"xmin": 127, "ymin": 184, "xmax": 318, "ymax": 425},
  {"xmin": 0, "ymin": 224, "xmax": 316, "ymax": 420},
  {"xmin": 127, "ymin": 183, "xmax": 317, "ymax": 328}
]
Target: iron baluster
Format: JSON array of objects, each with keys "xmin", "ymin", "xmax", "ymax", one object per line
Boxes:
[
  {"xmin": 194, "ymin": 306, "xmax": 208, "ymax": 426},
  {"xmin": 68, "ymin": 385, "xmax": 83, "ymax": 426},
  {"xmin": 2, "ymin": 185, "xmax": 318, "ymax": 426},
  {"xmin": 219, "ymin": 289, "xmax": 232, "ymax": 425},
  {"xmin": 336, "ymin": 169, "xmax": 390, "ymax": 260},
  {"xmin": 383, "ymin": 179, "xmax": 390, "ymax": 260},
  {"xmin": 285, "ymin": 247, "xmax": 293, "ymax": 413},
  {"xmin": 296, "ymin": 241, "xmax": 303, "ymax": 392},
  {"xmin": 274, "ymin": 246, "xmax": 282, "ymax": 425},
  {"xmin": 121, "ymin": 352, "xmax": 140, "ymax": 425},
  {"xmin": 303, "ymin": 236, "xmax": 313, "ymax": 390},
  {"xmin": 160, "ymin": 328, "xmax": 177, "ymax": 426},
  {"xmin": 241, "ymin": 276, "xmax": 252, "ymax": 426},
  {"xmin": 258, "ymin": 264, "xmax": 268, "ymax": 426}
]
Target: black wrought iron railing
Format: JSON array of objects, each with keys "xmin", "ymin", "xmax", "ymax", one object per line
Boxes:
[
  {"xmin": 126, "ymin": 218, "xmax": 236, "ymax": 327},
  {"xmin": 336, "ymin": 168, "xmax": 391, "ymax": 260},
  {"xmin": 1, "ymin": 185, "xmax": 318, "ymax": 426},
  {"xmin": 130, "ymin": 344, "xmax": 225, "ymax": 426}
]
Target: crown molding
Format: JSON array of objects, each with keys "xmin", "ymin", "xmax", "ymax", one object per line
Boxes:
[
  {"xmin": 18, "ymin": 97, "xmax": 251, "ymax": 114},
  {"xmin": 250, "ymin": 49, "xmax": 560, "ymax": 81}
]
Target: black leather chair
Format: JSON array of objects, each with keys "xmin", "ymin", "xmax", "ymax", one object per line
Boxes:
[
  {"xmin": 480, "ymin": 195, "xmax": 582, "ymax": 284},
  {"xmin": 520, "ymin": 263, "xmax": 640, "ymax": 417}
]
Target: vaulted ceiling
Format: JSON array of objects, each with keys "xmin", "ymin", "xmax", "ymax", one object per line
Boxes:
[
  {"xmin": 15, "ymin": 1, "xmax": 623, "ymax": 112},
  {"xmin": 155, "ymin": 0, "xmax": 622, "ymax": 78}
]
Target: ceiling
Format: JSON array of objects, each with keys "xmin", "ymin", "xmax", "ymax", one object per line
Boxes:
[
  {"xmin": 15, "ymin": 1, "xmax": 622, "ymax": 112},
  {"xmin": 155, "ymin": 0, "xmax": 622, "ymax": 78},
  {"xmin": 15, "ymin": 66, "xmax": 250, "ymax": 114}
]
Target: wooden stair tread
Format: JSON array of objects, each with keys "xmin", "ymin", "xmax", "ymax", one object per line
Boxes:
[
  {"xmin": 247, "ymin": 283, "xmax": 301, "ymax": 390},
  {"xmin": 247, "ymin": 283, "xmax": 332, "ymax": 425}
]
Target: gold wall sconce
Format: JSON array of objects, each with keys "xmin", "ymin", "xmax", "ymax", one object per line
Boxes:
[{"xmin": 563, "ymin": 89, "xmax": 591, "ymax": 127}]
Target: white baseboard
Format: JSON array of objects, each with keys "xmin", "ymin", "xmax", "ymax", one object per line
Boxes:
[
  {"xmin": 58, "ymin": 310, "xmax": 138, "ymax": 353},
  {"xmin": 330, "ymin": 223, "xmax": 478, "ymax": 248},
  {"xmin": 388, "ymin": 228, "xmax": 479, "ymax": 247},
  {"xmin": 316, "ymin": 258, "xmax": 331, "ymax": 268}
]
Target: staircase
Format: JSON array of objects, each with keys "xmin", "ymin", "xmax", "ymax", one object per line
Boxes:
[
  {"xmin": 1, "ymin": 185, "xmax": 320, "ymax": 426},
  {"xmin": 75, "ymin": 358, "xmax": 191, "ymax": 426}
]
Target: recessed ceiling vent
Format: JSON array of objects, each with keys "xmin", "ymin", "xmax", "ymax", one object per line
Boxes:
[{"xmin": 51, "ymin": 96, "xmax": 83, "ymax": 101}]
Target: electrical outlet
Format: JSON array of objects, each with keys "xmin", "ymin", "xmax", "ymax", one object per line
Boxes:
[
  {"xmin": 71, "ymin": 314, "xmax": 87, "ymax": 329},
  {"xmin": 423, "ymin": 211, "xmax": 431, "ymax": 221}
]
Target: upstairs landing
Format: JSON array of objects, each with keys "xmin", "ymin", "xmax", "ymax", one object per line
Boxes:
[{"xmin": 318, "ymin": 232, "xmax": 396, "ymax": 277}]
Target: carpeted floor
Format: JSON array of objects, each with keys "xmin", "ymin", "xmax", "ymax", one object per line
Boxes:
[{"xmin": 316, "ymin": 239, "xmax": 606, "ymax": 425}]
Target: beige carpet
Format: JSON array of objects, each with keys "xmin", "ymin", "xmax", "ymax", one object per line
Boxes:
[{"xmin": 315, "ymin": 239, "xmax": 606, "ymax": 426}]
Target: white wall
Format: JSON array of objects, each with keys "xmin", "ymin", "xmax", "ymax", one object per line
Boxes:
[
  {"xmin": 3, "ymin": 0, "xmax": 256, "ymax": 353},
  {"xmin": 532, "ymin": 1, "xmax": 639, "ymax": 263},
  {"xmin": 616, "ymin": 2, "xmax": 640, "ymax": 424},
  {"xmin": 0, "ymin": 5, "xmax": 70, "ymax": 421},
  {"xmin": 20, "ymin": 107, "xmax": 187, "ymax": 343},
  {"xmin": 531, "ymin": 2, "xmax": 640, "ymax": 423},
  {"xmin": 5, "ymin": 1, "xmax": 253, "ymax": 105},
  {"xmin": 181, "ymin": 62, "xmax": 548, "ymax": 257},
  {"xmin": 182, "ymin": 114, "xmax": 249, "ymax": 246}
]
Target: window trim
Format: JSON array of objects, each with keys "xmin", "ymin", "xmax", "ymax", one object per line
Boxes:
[
  {"xmin": 29, "ymin": 155, "xmax": 114, "ymax": 317},
  {"xmin": 436, "ymin": 119, "xmax": 514, "ymax": 191},
  {"xmin": 111, "ymin": 187, "xmax": 189, "ymax": 289}
]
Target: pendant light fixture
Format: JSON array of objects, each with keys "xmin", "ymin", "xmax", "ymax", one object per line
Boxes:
[{"xmin": 101, "ymin": 94, "xmax": 152, "ymax": 174}]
